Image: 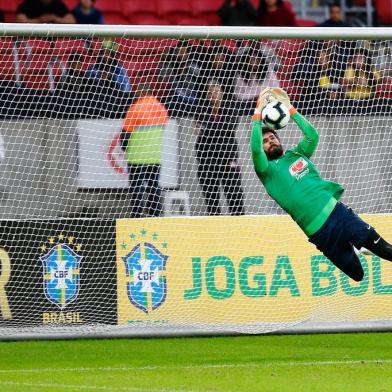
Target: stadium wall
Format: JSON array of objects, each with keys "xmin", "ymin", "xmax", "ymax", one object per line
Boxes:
[
  {"xmin": 0, "ymin": 214, "xmax": 391, "ymax": 339},
  {"xmin": 0, "ymin": 116, "xmax": 391, "ymax": 219}
]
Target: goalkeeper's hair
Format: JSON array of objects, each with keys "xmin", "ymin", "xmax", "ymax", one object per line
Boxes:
[{"xmin": 262, "ymin": 127, "xmax": 280, "ymax": 140}]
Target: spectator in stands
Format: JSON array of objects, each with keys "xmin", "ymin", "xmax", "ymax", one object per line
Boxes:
[
  {"xmin": 341, "ymin": 48, "xmax": 379, "ymax": 102},
  {"xmin": 16, "ymin": 0, "xmax": 76, "ymax": 24},
  {"xmin": 159, "ymin": 40, "xmax": 206, "ymax": 117},
  {"xmin": 72, "ymin": 0, "xmax": 104, "ymax": 24},
  {"xmin": 292, "ymin": 47, "xmax": 344, "ymax": 114},
  {"xmin": 87, "ymin": 39, "xmax": 132, "ymax": 93},
  {"xmin": 203, "ymin": 44, "xmax": 236, "ymax": 101},
  {"xmin": 257, "ymin": 0, "xmax": 297, "ymax": 27},
  {"xmin": 55, "ymin": 53, "xmax": 95, "ymax": 118},
  {"xmin": 317, "ymin": 2, "xmax": 350, "ymax": 27},
  {"xmin": 372, "ymin": 42, "xmax": 392, "ymax": 79},
  {"xmin": 233, "ymin": 46, "xmax": 279, "ymax": 115},
  {"xmin": 218, "ymin": 0, "xmax": 258, "ymax": 26},
  {"xmin": 194, "ymin": 80, "xmax": 245, "ymax": 216},
  {"xmin": 120, "ymin": 84, "xmax": 168, "ymax": 218}
]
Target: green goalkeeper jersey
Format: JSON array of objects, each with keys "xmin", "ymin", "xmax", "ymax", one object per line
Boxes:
[{"xmin": 250, "ymin": 112, "xmax": 344, "ymax": 236}]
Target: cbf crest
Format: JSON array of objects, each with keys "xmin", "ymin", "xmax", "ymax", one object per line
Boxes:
[
  {"xmin": 122, "ymin": 230, "xmax": 168, "ymax": 313},
  {"xmin": 40, "ymin": 235, "xmax": 82, "ymax": 309}
]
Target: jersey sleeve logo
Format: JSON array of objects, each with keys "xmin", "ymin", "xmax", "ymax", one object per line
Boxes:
[{"xmin": 289, "ymin": 158, "xmax": 309, "ymax": 179}]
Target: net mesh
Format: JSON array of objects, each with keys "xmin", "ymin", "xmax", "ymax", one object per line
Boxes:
[{"xmin": 0, "ymin": 32, "xmax": 392, "ymax": 337}]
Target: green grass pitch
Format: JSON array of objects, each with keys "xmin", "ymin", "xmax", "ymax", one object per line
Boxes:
[{"xmin": 0, "ymin": 333, "xmax": 391, "ymax": 391}]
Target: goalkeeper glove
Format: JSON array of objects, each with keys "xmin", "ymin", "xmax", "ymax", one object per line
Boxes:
[
  {"xmin": 269, "ymin": 87, "xmax": 297, "ymax": 116},
  {"xmin": 253, "ymin": 88, "xmax": 276, "ymax": 120}
]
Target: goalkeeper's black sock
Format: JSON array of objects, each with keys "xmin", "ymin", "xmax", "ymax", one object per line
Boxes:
[{"xmin": 362, "ymin": 230, "xmax": 392, "ymax": 261}]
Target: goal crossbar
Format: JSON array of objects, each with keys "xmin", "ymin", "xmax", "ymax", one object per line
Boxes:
[{"xmin": 2, "ymin": 24, "xmax": 392, "ymax": 40}]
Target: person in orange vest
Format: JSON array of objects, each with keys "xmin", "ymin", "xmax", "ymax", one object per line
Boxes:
[{"xmin": 120, "ymin": 84, "xmax": 168, "ymax": 217}]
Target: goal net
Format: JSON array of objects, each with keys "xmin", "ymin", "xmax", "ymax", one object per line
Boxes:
[{"xmin": 0, "ymin": 25, "xmax": 391, "ymax": 339}]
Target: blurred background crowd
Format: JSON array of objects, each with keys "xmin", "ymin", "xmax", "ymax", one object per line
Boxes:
[
  {"xmin": 0, "ymin": 0, "xmax": 390, "ymax": 120},
  {"xmin": 0, "ymin": 0, "xmax": 386, "ymax": 27}
]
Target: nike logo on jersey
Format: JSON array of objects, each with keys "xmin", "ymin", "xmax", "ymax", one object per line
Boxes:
[{"xmin": 374, "ymin": 237, "xmax": 381, "ymax": 244}]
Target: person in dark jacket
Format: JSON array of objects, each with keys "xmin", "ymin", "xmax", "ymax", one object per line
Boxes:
[
  {"xmin": 194, "ymin": 79, "xmax": 245, "ymax": 216},
  {"xmin": 257, "ymin": 0, "xmax": 297, "ymax": 26},
  {"xmin": 218, "ymin": 0, "xmax": 258, "ymax": 26},
  {"xmin": 317, "ymin": 2, "xmax": 350, "ymax": 27},
  {"xmin": 16, "ymin": 0, "xmax": 75, "ymax": 23},
  {"xmin": 72, "ymin": 0, "xmax": 104, "ymax": 24},
  {"xmin": 55, "ymin": 53, "xmax": 95, "ymax": 118}
]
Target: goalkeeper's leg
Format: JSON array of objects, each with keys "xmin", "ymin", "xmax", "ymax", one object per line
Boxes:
[
  {"xmin": 308, "ymin": 202, "xmax": 366, "ymax": 281},
  {"xmin": 323, "ymin": 243, "xmax": 364, "ymax": 282},
  {"xmin": 335, "ymin": 202, "xmax": 392, "ymax": 263},
  {"xmin": 360, "ymin": 230, "xmax": 392, "ymax": 261}
]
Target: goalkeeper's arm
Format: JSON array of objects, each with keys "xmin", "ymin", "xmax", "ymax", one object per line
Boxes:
[
  {"xmin": 250, "ymin": 114, "xmax": 269, "ymax": 175},
  {"xmin": 268, "ymin": 87, "xmax": 319, "ymax": 158},
  {"xmin": 292, "ymin": 112, "xmax": 319, "ymax": 158}
]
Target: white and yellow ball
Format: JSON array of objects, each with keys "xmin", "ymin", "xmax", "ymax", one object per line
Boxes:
[{"xmin": 261, "ymin": 101, "xmax": 290, "ymax": 130}]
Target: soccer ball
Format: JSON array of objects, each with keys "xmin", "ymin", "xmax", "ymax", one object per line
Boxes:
[{"xmin": 261, "ymin": 101, "xmax": 290, "ymax": 130}]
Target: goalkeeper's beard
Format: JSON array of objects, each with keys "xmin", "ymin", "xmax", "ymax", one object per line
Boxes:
[{"xmin": 266, "ymin": 145, "xmax": 284, "ymax": 160}]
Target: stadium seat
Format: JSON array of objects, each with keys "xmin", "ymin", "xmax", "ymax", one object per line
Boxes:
[
  {"xmin": 375, "ymin": 77, "xmax": 392, "ymax": 98},
  {"xmin": 96, "ymin": 0, "xmax": 122, "ymax": 14},
  {"xmin": 20, "ymin": 55, "xmax": 67, "ymax": 90},
  {"xmin": 24, "ymin": 39, "xmax": 54, "ymax": 54},
  {"xmin": 122, "ymin": 0, "xmax": 157, "ymax": 19},
  {"xmin": 274, "ymin": 39, "xmax": 306, "ymax": 74},
  {"xmin": 374, "ymin": 0, "xmax": 392, "ymax": 25},
  {"xmin": 0, "ymin": 0, "xmax": 17, "ymax": 13},
  {"xmin": 21, "ymin": 74, "xmax": 51, "ymax": 90},
  {"xmin": 127, "ymin": 15, "xmax": 170, "ymax": 25},
  {"xmin": 122, "ymin": 56, "xmax": 162, "ymax": 91},
  {"xmin": 277, "ymin": 77, "xmax": 304, "ymax": 104},
  {"xmin": 52, "ymin": 38, "xmax": 90, "ymax": 55},
  {"xmin": 124, "ymin": 58, "xmax": 153, "ymax": 77},
  {"xmin": 296, "ymin": 18, "xmax": 317, "ymax": 27},
  {"xmin": 93, "ymin": 0, "xmax": 126, "ymax": 24},
  {"xmin": 122, "ymin": 0, "xmax": 170, "ymax": 25},
  {"xmin": 284, "ymin": 0, "xmax": 294, "ymax": 11},
  {"xmin": 0, "ymin": 0, "xmax": 18, "ymax": 22},
  {"xmin": 21, "ymin": 56, "xmax": 53, "ymax": 70},
  {"xmin": 175, "ymin": 17, "xmax": 209, "ymax": 25},
  {"xmin": 20, "ymin": 62, "xmax": 51, "ymax": 90},
  {"xmin": 156, "ymin": 0, "xmax": 192, "ymax": 24},
  {"xmin": 191, "ymin": 0, "xmax": 222, "ymax": 25},
  {"xmin": 0, "ymin": 38, "xmax": 16, "ymax": 54},
  {"xmin": 0, "ymin": 54, "xmax": 17, "ymax": 81},
  {"xmin": 63, "ymin": 0, "xmax": 77, "ymax": 9},
  {"xmin": 104, "ymin": 13, "xmax": 129, "ymax": 24},
  {"xmin": 117, "ymin": 38, "xmax": 177, "ymax": 56},
  {"xmin": 12, "ymin": 39, "xmax": 55, "ymax": 62}
]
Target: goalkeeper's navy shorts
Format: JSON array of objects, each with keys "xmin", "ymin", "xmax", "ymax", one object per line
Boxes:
[{"xmin": 308, "ymin": 201, "xmax": 374, "ymax": 281}]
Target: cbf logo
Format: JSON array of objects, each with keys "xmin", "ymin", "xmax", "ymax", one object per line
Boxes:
[
  {"xmin": 289, "ymin": 157, "xmax": 309, "ymax": 179},
  {"xmin": 122, "ymin": 229, "xmax": 168, "ymax": 313},
  {"xmin": 40, "ymin": 235, "xmax": 82, "ymax": 309}
]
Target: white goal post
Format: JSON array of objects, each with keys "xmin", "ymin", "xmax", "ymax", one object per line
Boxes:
[{"xmin": 0, "ymin": 24, "xmax": 392, "ymax": 339}]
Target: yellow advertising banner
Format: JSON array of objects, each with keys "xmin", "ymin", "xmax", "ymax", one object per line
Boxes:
[{"xmin": 116, "ymin": 216, "xmax": 392, "ymax": 328}]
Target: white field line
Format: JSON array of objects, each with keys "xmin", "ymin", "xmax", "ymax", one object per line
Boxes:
[
  {"xmin": 0, "ymin": 381, "xmax": 195, "ymax": 392},
  {"xmin": 0, "ymin": 358, "xmax": 392, "ymax": 374}
]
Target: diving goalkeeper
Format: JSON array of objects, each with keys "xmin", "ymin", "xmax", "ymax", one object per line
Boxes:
[{"xmin": 251, "ymin": 87, "xmax": 392, "ymax": 281}]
